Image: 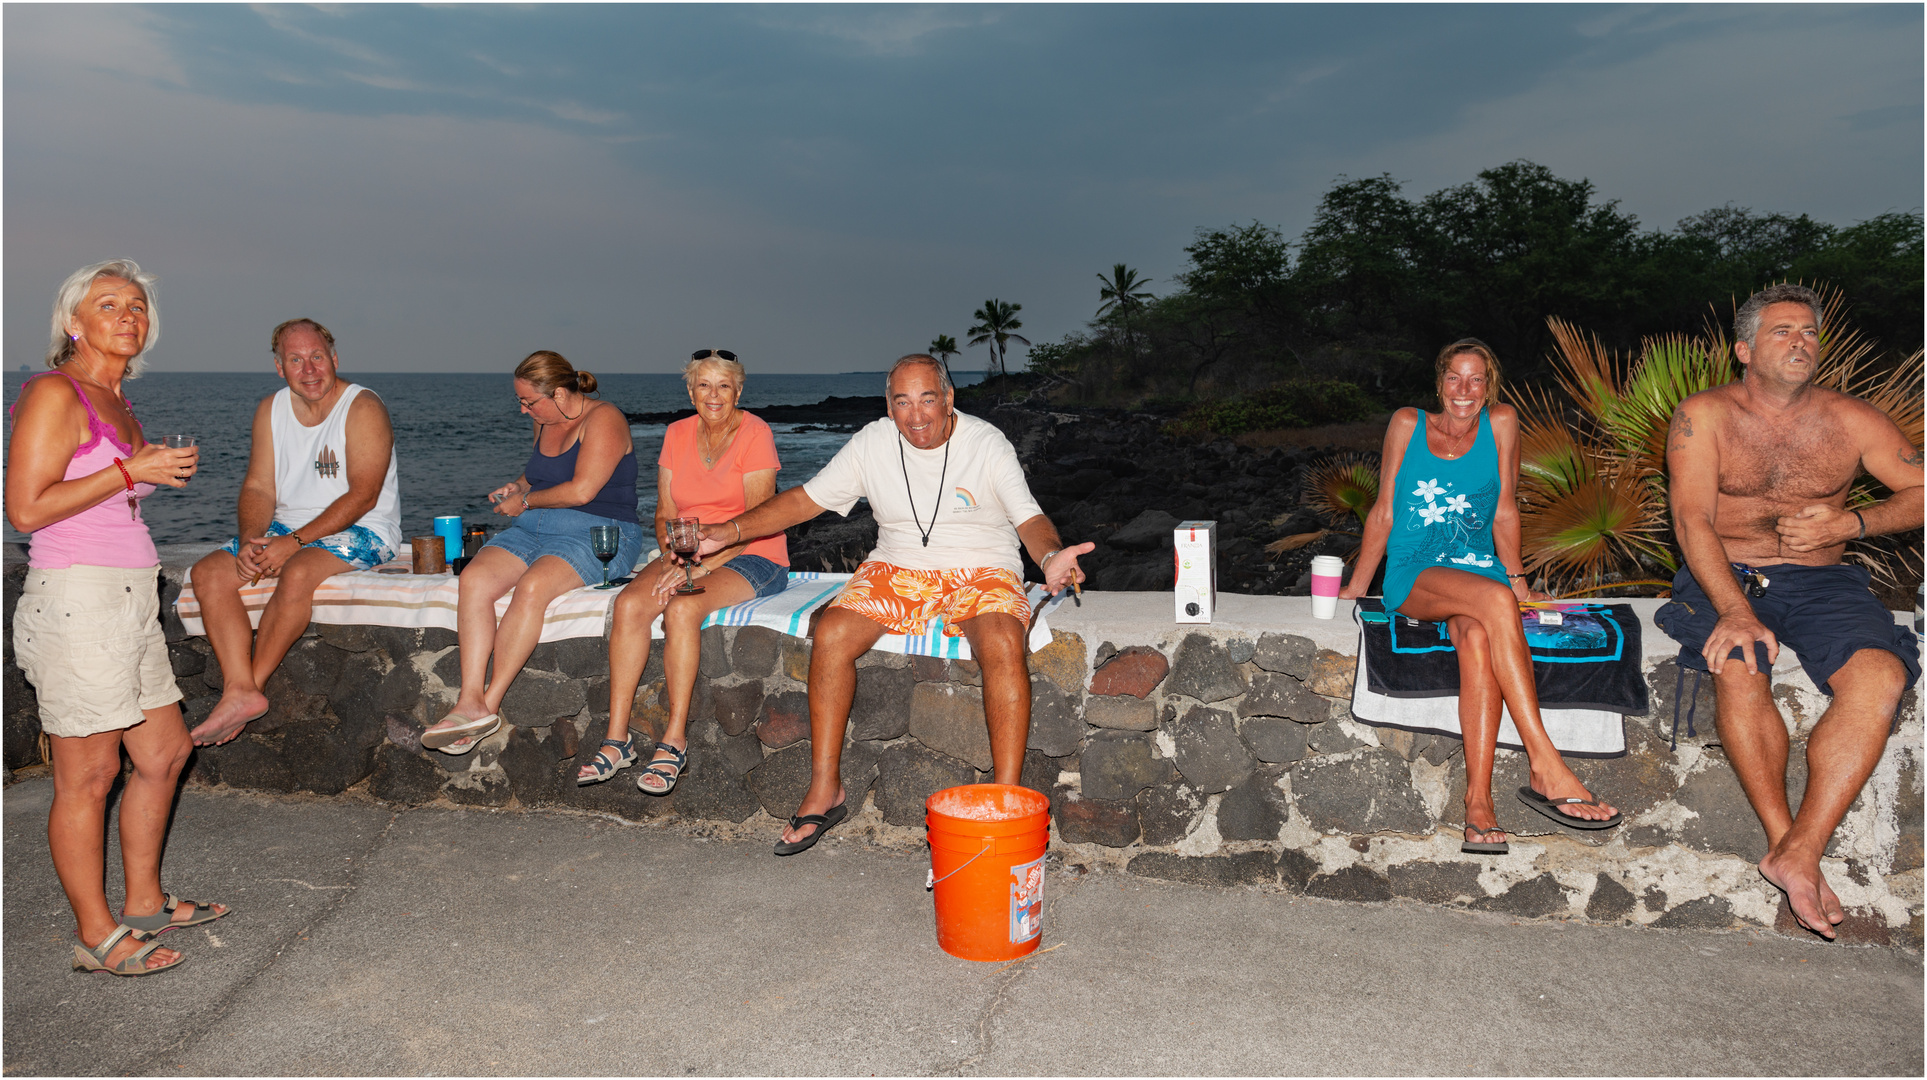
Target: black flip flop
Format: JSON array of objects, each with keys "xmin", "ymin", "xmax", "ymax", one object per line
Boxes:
[
  {"xmin": 1517, "ymin": 786, "xmax": 1622, "ymax": 830},
  {"xmin": 774, "ymin": 800, "xmax": 848, "ymax": 857},
  {"xmin": 1461, "ymin": 826, "xmax": 1510, "ymax": 855}
]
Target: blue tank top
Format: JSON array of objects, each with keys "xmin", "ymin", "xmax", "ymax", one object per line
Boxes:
[
  {"xmin": 1380, "ymin": 408, "xmax": 1510, "ymax": 615},
  {"xmin": 525, "ymin": 417, "xmax": 639, "ymax": 524}
]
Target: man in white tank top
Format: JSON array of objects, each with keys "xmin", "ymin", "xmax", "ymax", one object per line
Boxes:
[{"xmin": 188, "ymin": 319, "xmax": 403, "ymax": 746}]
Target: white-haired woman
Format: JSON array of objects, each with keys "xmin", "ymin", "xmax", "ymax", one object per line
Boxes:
[
  {"xmin": 580, "ymin": 349, "xmax": 789, "ymax": 791},
  {"xmin": 6, "ymin": 260, "xmax": 222, "ymax": 976}
]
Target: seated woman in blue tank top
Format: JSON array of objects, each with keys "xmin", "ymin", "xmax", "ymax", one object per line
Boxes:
[
  {"xmin": 1342, "ymin": 339, "xmax": 1620, "ymax": 854},
  {"xmin": 421, "ymin": 351, "xmax": 645, "ymax": 753}
]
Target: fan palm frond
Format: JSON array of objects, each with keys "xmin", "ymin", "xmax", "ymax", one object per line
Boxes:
[
  {"xmin": 1300, "ymin": 451, "xmax": 1379, "ymax": 531},
  {"xmin": 1519, "ymin": 472, "xmax": 1676, "ymax": 593}
]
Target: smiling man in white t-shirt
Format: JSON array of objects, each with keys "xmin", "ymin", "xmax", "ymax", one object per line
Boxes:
[{"xmin": 701, "ymin": 354, "xmax": 1091, "ymax": 855}]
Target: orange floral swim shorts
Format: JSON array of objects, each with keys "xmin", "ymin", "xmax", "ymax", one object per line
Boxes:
[{"xmin": 827, "ymin": 562, "xmax": 1030, "ymax": 637}]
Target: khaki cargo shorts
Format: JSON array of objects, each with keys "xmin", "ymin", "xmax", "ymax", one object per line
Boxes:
[{"xmin": 12, "ymin": 564, "xmax": 183, "ymax": 738}]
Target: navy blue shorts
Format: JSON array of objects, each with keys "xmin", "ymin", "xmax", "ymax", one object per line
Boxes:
[
  {"xmin": 1654, "ymin": 563, "xmax": 1919, "ymax": 695},
  {"xmin": 716, "ymin": 553, "xmax": 789, "ymax": 598}
]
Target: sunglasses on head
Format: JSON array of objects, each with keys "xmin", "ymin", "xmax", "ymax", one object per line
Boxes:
[{"xmin": 691, "ymin": 349, "xmax": 737, "ymax": 362}]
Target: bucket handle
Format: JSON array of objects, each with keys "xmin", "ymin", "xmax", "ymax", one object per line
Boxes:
[{"xmin": 924, "ymin": 839, "xmax": 993, "ymax": 890}]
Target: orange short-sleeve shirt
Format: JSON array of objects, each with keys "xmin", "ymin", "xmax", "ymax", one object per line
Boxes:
[{"xmin": 659, "ymin": 412, "xmax": 788, "ymax": 566}]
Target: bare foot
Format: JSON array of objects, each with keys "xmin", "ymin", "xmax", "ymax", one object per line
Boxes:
[
  {"xmin": 1527, "ymin": 766, "xmax": 1617, "ymax": 823},
  {"xmin": 1760, "ymin": 847, "xmax": 1843, "ymax": 939},
  {"xmin": 84, "ymin": 926, "xmax": 181, "ymax": 971},
  {"xmin": 191, "ymin": 689, "xmax": 269, "ymax": 746},
  {"xmin": 781, "ymin": 784, "xmax": 847, "ymax": 845}
]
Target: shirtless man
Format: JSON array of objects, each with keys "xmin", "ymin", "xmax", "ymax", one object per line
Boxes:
[{"xmin": 1660, "ymin": 283, "xmax": 1922, "ymax": 938}]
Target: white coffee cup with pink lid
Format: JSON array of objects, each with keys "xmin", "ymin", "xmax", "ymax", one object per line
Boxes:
[{"xmin": 1309, "ymin": 555, "xmax": 1346, "ymax": 619}]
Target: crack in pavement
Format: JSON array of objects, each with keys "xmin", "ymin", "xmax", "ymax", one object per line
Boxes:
[
  {"xmin": 137, "ymin": 807, "xmax": 405, "ymax": 1073},
  {"xmin": 931, "ymin": 865, "xmax": 1088, "ymax": 1076}
]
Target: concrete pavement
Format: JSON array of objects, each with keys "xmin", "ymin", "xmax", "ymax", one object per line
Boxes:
[{"xmin": 4, "ymin": 776, "xmax": 1920, "ymax": 1076}]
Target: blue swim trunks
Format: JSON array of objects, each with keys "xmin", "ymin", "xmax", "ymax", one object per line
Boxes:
[
  {"xmin": 1654, "ymin": 562, "xmax": 1919, "ymax": 695},
  {"xmin": 220, "ymin": 521, "xmax": 397, "ymax": 572}
]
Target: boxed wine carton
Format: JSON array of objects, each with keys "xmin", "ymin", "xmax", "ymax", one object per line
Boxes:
[{"xmin": 1174, "ymin": 520, "xmax": 1217, "ymax": 623}]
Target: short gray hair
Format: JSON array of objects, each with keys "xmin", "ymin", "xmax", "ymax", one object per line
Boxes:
[
  {"xmin": 1734, "ymin": 283, "xmax": 1822, "ymax": 346},
  {"xmin": 886, "ymin": 353, "xmax": 953, "ymax": 397},
  {"xmin": 47, "ymin": 259, "xmax": 159, "ymax": 375},
  {"xmin": 683, "ymin": 351, "xmax": 745, "ymax": 391}
]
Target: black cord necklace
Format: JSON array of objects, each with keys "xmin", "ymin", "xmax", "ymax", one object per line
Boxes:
[{"xmin": 899, "ymin": 414, "xmax": 952, "ymax": 547}]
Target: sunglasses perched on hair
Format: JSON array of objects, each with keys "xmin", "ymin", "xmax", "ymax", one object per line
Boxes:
[{"xmin": 691, "ymin": 349, "xmax": 737, "ymax": 362}]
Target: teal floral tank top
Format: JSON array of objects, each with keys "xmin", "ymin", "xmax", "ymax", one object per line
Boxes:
[{"xmin": 1381, "ymin": 408, "xmax": 1510, "ymax": 615}]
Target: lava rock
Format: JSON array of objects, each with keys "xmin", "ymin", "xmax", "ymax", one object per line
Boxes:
[
  {"xmin": 369, "ymin": 744, "xmax": 443, "ymax": 805},
  {"xmin": 746, "ymin": 743, "xmax": 813, "ymax": 819},
  {"xmin": 1216, "ymin": 767, "xmax": 1289, "ymax": 841},
  {"xmin": 1586, "ymin": 875, "xmax": 1637, "ymax": 922},
  {"xmin": 1470, "ymin": 873, "xmax": 1571, "ymax": 918},
  {"xmin": 1135, "ymin": 784, "xmax": 1204, "ymax": 845},
  {"xmin": 1237, "ymin": 715, "xmax": 1310, "ymax": 764},
  {"xmin": 1028, "ymin": 631, "xmax": 1088, "ymax": 696},
  {"xmin": 1653, "ymin": 895, "xmax": 1740, "ymax": 930},
  {"xmin": 1238, "ymin": 671, "xmax": 1323, "ymax": 722},
  {"xmin": 1079, "ymin": 730, "xmax": 1171, "ymax": 801},
  {"xmin": 1168, "ymin": 705, "xmax": 1255, "ymax": 795},
  {"xmin": 1253, "ymin": 633, "xmax": 1316, "ymax": 679},
  {"xmin": 497, "ymin": 669, "xmax": 588, "ymax": 728},
  {"xmin": 317, "ymin": 623, "xmax": 382, "ymax": 653},
  {"xmin": 497, "ymin": 727, "xmax": 562, "ymax": 806},
  {"xmin": 849, "ymin": 666, "xmax": 914, "ymax": 742},
  {"xmin": 527, "ymin": 637, "xmax": 606, "ymax": 679},
  {"xmin": 1165, "ymin": 635, "xmax": 1248, "ymax": 704},
  {"xmin": 841, "ymin": 739, "xmax": 883, "ymax": 810},
  {"xmin": 1108, "ymin": 509, "xmax": 1180, "ymax": 551},
  {"xmin": 167, "ymin": 641, "xmax": 206, "ymax": 678},
  {"xmin": 756, "ymin": 691, "xmax": 811, "ymax": 749},
  {"xmin": 1389, "ymin": 862, "xmax": 1484, "ymax": 905},
  {"xmin": 1305, "ymin": 648, "xmax": 1356, "ymax": 698},
  {"xmin": 1306, "ymin": 866, "xmax": 1392, "ymax": 902},
  {"xmin": 1645, "ymin": 659, "xmax": 1721, "ymax": 747},
  {"xmin": 197, "ymin": 736, "xmax": 299, "ymax": 792},
  {"xmin": 1051, "ymin": 791, "xmax": 1140, "ymax": 847},
  {"xmin": 671, "ymin": 745, "xmax": 762, "ymax": 822},
  {"xmin": 1027, "ymin": 676, "xmax": 1082, "ymax": 757},
  {"xmin": 1088, "ymin": 646, "xmax": 1169, "ymax": 699},
  {"xmin": 1225, "ymin": 638, "xmax": 1256, "ymax": 665},
  {"xmin": 731, "ymin": 626, "xmax": 781, "ymax": 678},
  {"xmin": 710, "ymin": 679, "xmax": 765, "ymax": 738},
  {"xmin": 1307, "ymin": 711, "xmax": 1367, "ymax": 754},
  {"xmin": 446, "ymin": 769, "xmax": 513, "ymax": 807},
  {"xmin": 280, "ymin": 721, "xmax": 376, "ymax": 796},
  {"xmin": 699, "ymin": 625, "xmax": 731, "ymax": 679},
  {"xmin": 1085, "ymin": 695, "xmax": 1158, "ymax": 731},
  {"xmin": 780, "ymin": 636, "xmax": 811, "ymax": 682},
  {"xmin": 1126, "ymin": 851, "xmax": 1278, "ymax": 888},
  {"xmin": 1291, "ymin": 750, "xmax": 1433, "ymax": 834},
  {"xmin": 908, "ymin": 682, "xmax": 992, "ymax": 772},
  {"xmin": 1674, "ymin": 749, "xmax": 1771, "ymax": 860},
  {"xmin": 874, "ymin": 742, "xmax": 980, "ymax": 827}
]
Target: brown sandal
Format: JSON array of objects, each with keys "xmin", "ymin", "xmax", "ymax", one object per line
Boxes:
[{"xmin": 73, "ymin": 925, "xmax": 185, "ymax": 976}]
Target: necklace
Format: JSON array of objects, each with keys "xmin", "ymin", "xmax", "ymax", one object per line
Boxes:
[
  {"xmin": 699, "ymin": 414, "xmax": 741, "ymax": 468},
  {"xmin": 1434, "ymin": 415, "xmax": 1476, "ymax": 459},
  {"xmin": 898, "ymin": 415, "xmax": 952, "ymax": 548}
]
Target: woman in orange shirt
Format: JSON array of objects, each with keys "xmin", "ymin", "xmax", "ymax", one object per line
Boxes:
[{"xmin": 580, "ymin": 350, "xmax": 789, "ymax": 791}]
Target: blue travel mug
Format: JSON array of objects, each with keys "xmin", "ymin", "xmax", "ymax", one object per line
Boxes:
[{"xmin": 433, "ymin": 516, "xmax": 463, "ymax": 563}]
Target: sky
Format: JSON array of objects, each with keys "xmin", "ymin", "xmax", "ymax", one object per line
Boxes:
[{"xmin": 5, "ymin": 3, "xmax": 1921, "ymax": 376}]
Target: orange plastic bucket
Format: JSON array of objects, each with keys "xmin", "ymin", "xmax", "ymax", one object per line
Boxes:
[{"xmin": 925, "ymin": 784, "xmax": 1051, "ymax": 961}]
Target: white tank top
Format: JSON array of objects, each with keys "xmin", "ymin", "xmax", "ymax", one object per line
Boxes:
[{"xmin": 271, "ymin": 384, "xmax": 403, "ymax": 551}]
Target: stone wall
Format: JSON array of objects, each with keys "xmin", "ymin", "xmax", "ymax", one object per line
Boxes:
[{"xmin": 4, "ymin": 545, "xmax": 1920, "ymax": 946}]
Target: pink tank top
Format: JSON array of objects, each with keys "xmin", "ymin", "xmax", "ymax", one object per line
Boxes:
[{"xmin": 11, "ymin": 370, "xmax": 159, "ymax": 570}]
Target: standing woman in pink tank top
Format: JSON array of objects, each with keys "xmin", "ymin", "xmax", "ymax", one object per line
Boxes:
[{"xmin": 5, "ymin": 261, "xmax": 227, "ymax": 976}]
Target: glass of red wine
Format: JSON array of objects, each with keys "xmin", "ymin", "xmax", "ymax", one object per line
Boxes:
[{"xmin": 666, "ymin": 517, "xmax": 705, "ymax": 595}]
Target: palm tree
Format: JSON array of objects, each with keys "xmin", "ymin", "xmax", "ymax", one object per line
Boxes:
[
  {"xmin": 1096, "ymin": 263, "xmax": 1155, "ymax": 357},
  {"xmin": 928, "ymin": 334, "xmax": 959, "ymax": 381},
  {"xmin": 967, "ymin": 299, "xmax": 1029, "ymax": 377}
]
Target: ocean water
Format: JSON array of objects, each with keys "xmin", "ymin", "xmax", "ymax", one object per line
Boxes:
[{"xmin": 2, "ymin": 369, "xmax": 980, "ymax": 547}]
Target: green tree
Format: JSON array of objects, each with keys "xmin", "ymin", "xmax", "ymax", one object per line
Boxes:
[
  {"xmin": 1095, "ymin": 263, "xmax": 1154, "ymax": 356},
  {"xmin": 967, "ymin": 299, "xmax": 1030, "ymax": 377},
  {"xmin": 928, "ymin": 334, "xmax": 959, "ymax": 380}
]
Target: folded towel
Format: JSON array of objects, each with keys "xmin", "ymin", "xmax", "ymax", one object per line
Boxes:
[
  {"xmin": 1354, "ymin": 598, "xmax": 1649, "ymax": 714},
  {"xmin": 1349, "ymin": 634, "xmax": 1628, "ymax": 757},
  {"xmin": 173, "ymin": 566, "xmax": 1059, "ymax": 659}
]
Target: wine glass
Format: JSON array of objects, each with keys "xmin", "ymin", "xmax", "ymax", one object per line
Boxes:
[
  {"xmin": 589, "ymin": 525, "xmax": 621, "ymax": 588},
  {"xmin": 666, "ymin": 517, "xmax": 706, "ymax": 595}
]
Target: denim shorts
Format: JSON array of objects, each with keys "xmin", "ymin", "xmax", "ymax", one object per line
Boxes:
[
  {"xmin": 716, "ymin": 553, "xmax": 790, "ymax": 598},
  {"xmin": 1654, "ymin": 562, "xmax": 1920, "ymax": 695},
  {"xmin": 221, "ymin": 521, "xmax": 396, "ymax": 571},
  {"xmin": 483, "ymin": 507, "xmax": 646, "ymax": 587}
]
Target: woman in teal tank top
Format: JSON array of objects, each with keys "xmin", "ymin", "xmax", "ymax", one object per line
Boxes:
[{"xmin": 1343, "ymin": 340, "xmax": 1621, "ymax": 853}]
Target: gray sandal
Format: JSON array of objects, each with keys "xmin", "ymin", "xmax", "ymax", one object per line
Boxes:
[
  {"xmin": 576, "ymin": 736, "xmax": 639, "ymax": 786},
  {"xmin": 121, "ymin": 893, "xmax": 229, "ymax": 939},
  {"xmin": 637, "ymin": 742, "xmax": 688, "ymax": 795},
  {"xmin": 73, "ymin": 925, "xmax": 184, "ymax": 976}
]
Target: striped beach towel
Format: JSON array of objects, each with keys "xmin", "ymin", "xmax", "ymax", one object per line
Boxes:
[{"xmin": 174, "ymin": 566, "xmax": 1061, "ymax": 659}]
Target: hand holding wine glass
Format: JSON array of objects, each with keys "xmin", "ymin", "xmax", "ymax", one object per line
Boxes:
[{"xmin": 666, "ymin": 517, "xmax": 706, "ymax": 595}]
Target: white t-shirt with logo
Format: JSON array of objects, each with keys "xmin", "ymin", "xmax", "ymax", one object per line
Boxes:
[{"xmin": 802, "ymin": 412, "xmax": 1044, "ymax": 576}]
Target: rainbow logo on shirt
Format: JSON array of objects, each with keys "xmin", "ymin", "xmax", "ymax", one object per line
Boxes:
[{"xmin": 953, "ymin": 487, "xmax": 977, "ymax": 507}]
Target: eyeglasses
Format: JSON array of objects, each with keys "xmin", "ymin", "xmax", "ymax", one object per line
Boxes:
[
  {"xmin": 691, "ymin": 349, "xmax": 737, "ymax": 362},
  {"xmin": 516, "ymin": 393, "xmax": 548, "ymax": 408}
]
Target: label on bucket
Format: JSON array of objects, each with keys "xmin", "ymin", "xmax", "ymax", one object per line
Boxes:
[{"xmin": 1008, "ymin": 855, "xmax": 1045, "ymax": 943}]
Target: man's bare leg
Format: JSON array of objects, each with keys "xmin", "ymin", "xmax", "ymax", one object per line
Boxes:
[
  {"xmin": 1746, "ymin": 649, "xmax": 1905, "ymax": 938},
  {"xmin": 189, "ymin": 551, "xmax": 270, "ymax": 745},
  {"xmin": 784, "ymin": 607, "xmax": 886, "ymax": 845},
  {"xmin": 959, "ymin": 612, "xmax": 1030, "ymax": 785}
]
